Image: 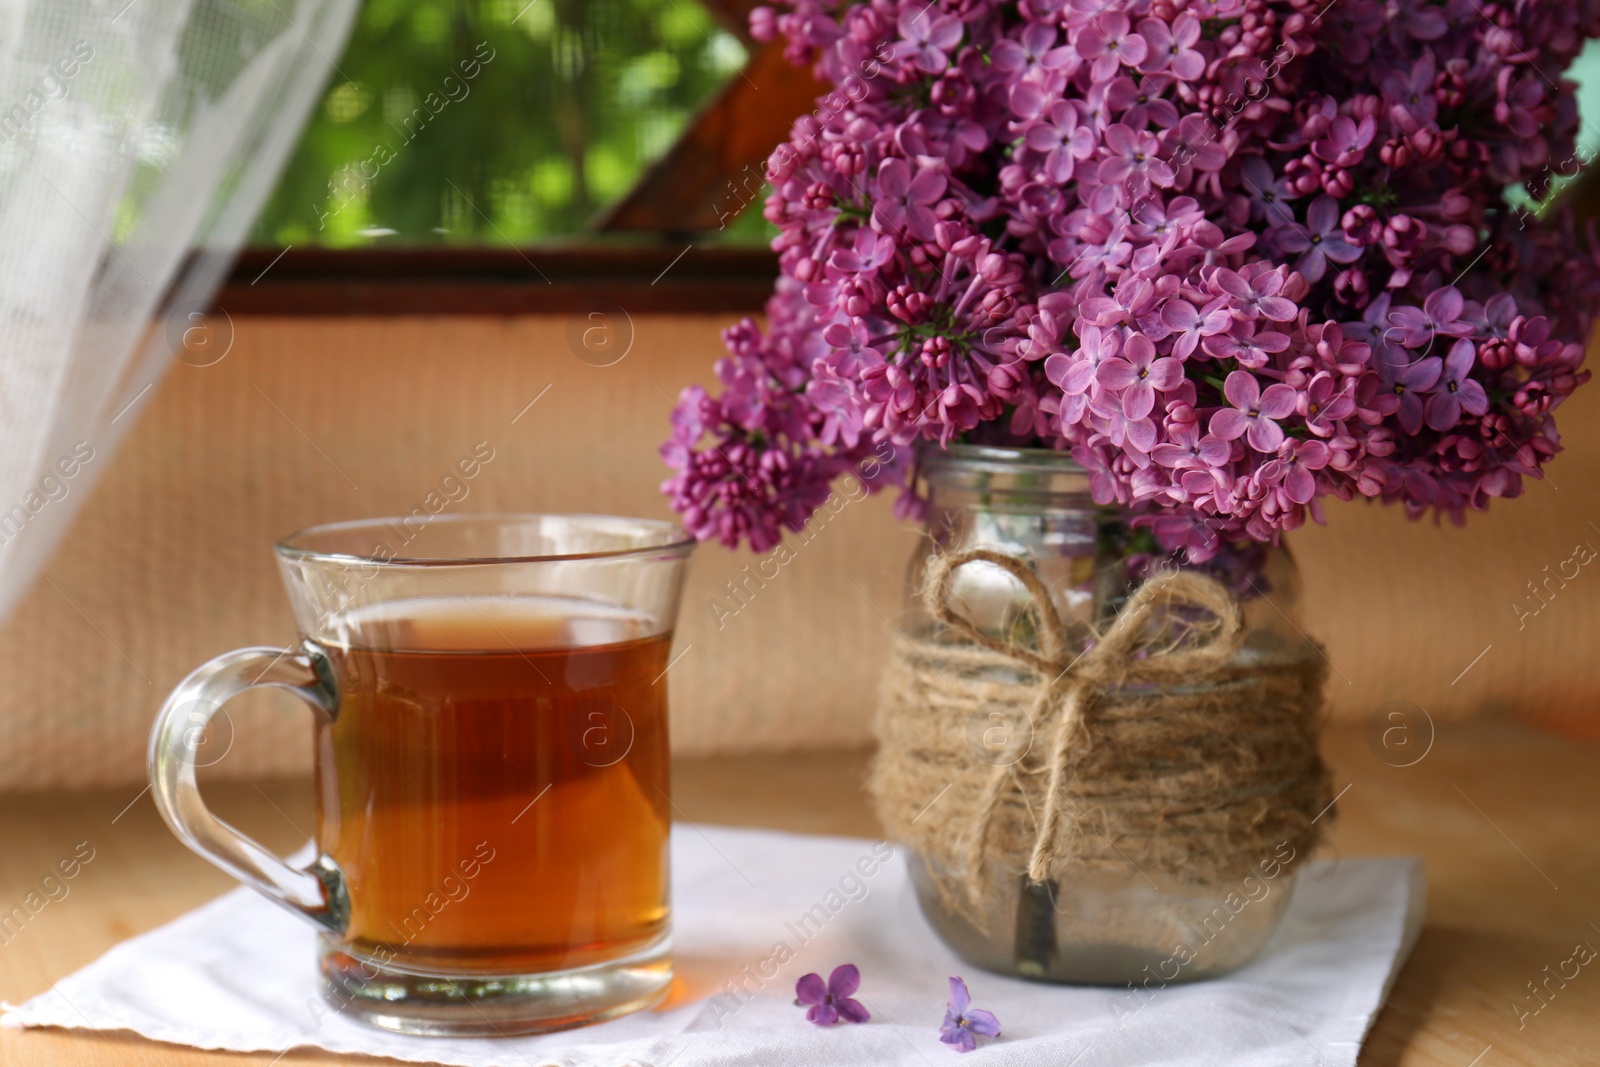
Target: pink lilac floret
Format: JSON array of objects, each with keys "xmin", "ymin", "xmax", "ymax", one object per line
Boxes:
[
  {"xmin": 939, "ymin": 976, "xmax": 1001, "ymax": 1053},
  {"xmin": 795, "ymin": 963, "xmax": 871, "ymax": 1025}
]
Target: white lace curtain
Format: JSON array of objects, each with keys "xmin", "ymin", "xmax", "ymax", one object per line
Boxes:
[{"xmin": 0, "ymin": 0, "xmax": 359, "ymax": 618}]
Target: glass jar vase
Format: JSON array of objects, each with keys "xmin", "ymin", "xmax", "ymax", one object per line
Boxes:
[{"xmin": 872, "ymin": 444, "xmax": 1330, "ymax": 986}]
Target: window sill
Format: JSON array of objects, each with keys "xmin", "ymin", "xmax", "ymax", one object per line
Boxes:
[{"xmin": 215, "ymin": 246, "xmax": 778, "ymax": 316}]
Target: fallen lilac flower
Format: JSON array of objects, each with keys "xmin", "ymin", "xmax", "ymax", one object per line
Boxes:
[
  {"xmin": 939, "ymin": 976, "xmax": 1001, "ymax": 1053},
  {"xmin": 795, "ymin": 963, "xmax": 870, "ymax": 1026}
]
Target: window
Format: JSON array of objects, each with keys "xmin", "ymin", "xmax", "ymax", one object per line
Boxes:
[{"xmin": 250, "ymin": 0, "xmax": 774, "ymax": 248}]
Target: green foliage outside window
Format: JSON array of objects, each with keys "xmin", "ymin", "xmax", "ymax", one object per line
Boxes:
[{"xmin": 251, "ymin": 0, "xmax": 773, "ymax": 247}]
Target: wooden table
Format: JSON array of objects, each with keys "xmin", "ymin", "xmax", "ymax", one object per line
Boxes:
[{"xmin": 1, "ymin": 720, "xmax": 1595, "ymax": 1066}]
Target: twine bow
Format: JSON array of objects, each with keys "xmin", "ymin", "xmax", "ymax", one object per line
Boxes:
[{"xmin": 924, "ymin": 548, "xmax": 1246, "ymax": 885}]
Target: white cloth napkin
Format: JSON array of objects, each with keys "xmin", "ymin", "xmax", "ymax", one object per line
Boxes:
[{"xmin": 4, "ymin": 826, "xmax": 1423, "ymax": 1066}]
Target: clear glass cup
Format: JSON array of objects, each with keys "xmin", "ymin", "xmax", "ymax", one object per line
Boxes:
[
  {"xmin": 896, "ymin": 445, "xmax": 1314, "ymax": 984},
  {"xmin": 149, "ymin": 514, "xmax": 694, "ymax": 1035}
]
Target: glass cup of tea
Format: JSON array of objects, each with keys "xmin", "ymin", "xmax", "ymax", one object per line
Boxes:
[{"xmin": 148, "ymin": 514, "xmax": 694, "ymax": 1036}]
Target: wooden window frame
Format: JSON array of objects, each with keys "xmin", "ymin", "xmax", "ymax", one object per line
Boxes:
[{"xmin": 217, "ymin": 246, "xmax": 778, "ymax": 315}]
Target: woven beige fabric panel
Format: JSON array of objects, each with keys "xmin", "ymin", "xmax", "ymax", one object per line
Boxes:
[
  {"xmin": 1294, "ymin": 362, "xmax": 1600, "ymax": 741},
  {"xmin": 0, "ymin": 314, "xmax": 1594, "ymax": 792},
  {"xmin": 0, "ymin": 315, "xmax": 907, "ymax": 791}
]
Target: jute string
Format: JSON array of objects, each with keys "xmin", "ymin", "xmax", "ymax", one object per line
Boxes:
[{"xmin": 869, "ymin": 548, "xmax": 1331, "ymax": 904}]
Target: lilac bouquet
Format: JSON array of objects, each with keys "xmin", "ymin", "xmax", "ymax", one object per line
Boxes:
[{"xmin": 661, "ymin": 0, "xmax": 1600, "ymax": 560}]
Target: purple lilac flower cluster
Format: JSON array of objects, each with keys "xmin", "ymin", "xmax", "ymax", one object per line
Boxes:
[{"xmin": 662, "ymin": 0, "xmax": 1600, "ymax": 558}]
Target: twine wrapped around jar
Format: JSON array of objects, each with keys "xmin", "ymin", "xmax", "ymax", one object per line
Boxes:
[{"xmin": 870, "ymin": 548, "xmax": 1332, "ymax": 906}]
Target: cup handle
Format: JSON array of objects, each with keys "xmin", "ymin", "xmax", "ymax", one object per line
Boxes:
[{"xmin": 148, "ymin": 644, "xmax": 348, "ymax": 935}]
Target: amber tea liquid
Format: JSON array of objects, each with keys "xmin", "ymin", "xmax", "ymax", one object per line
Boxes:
[{"xmin": 313, "ymin": 596, "xmax": 671, "ymax": 977}]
